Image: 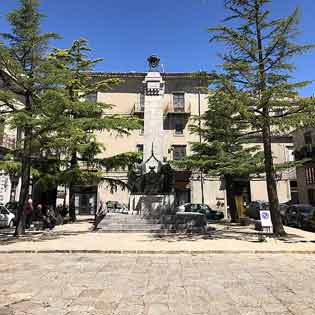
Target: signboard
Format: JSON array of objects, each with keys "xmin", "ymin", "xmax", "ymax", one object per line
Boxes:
[{"xmin": 260, "ymin": 210, "xmax": 273, "ymax": 230}]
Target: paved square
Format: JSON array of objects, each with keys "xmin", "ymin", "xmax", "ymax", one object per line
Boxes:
[{"xmin": 0, "ymin": 254, "xmax": 315, "ymax": 314}]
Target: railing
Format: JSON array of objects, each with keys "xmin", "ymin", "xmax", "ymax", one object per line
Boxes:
[
  {"xmin": 164, "ymin": 102, "xmax": 191, "ymax": 115},
  {"xmin": 294, "ymin": 146, "xmax": 315, "ymax": 160},
  {"xmin": 131, "ymin": 103, "xmax": 145, "ymax": 115}
]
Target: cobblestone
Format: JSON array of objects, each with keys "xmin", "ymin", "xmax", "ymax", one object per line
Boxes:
[{"xmin": 0, "ymin": 254, "xmax": 315, "ymax": 314}]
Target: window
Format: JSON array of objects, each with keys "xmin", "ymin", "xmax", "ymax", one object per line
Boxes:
[
  {"xmin": 274, "ymin": 108, "xmax": 284, "ymax": 117},
  {"xmin": 172, "ymin": 145, "xmax": 186, "ymax": 160},
  {"xmin": 173, "ymin": 93, "xmax": 185, "ymax": 112},
  {"xmin": 85, "ymin": 93, "xmax": 97, "ymax": 103},
  {"xmin": 0, "ymin": 206, "xmax": 9, "ymax": 215},
  {"xmin": 304, "ymin": 132, "xmax": 312, "ymax": 152},
  {"xmin": 136, "ymin": 144, "xmax": 144, "ymax": 153},
  {"xmin": 139, "ymin": 93, "xmax": 145, "ymax": 112},
  {"xmin": 175, "ymin": 120, "xmax": 184, "ymax": 136},
  {"xmin": 305, "ymin": 167, "xmax": 315, "ymax": 185},
  {"xmin": 286, "ymin": 146, "xmax": 294, "ymax": 162}
]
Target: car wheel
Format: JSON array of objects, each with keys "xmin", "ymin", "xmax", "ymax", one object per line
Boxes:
[{"xmin": 8, "ymin": 220, "xmax": 14, "ymax": 228}]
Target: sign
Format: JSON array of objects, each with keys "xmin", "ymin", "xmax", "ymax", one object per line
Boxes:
[{"xmin": 260, "ymin": 210, "xmax": 273, "ymax": 228}]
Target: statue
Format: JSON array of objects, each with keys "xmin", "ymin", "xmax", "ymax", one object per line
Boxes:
[
  {"xmin": 160, "ymin": 162, "xmax": 175, "ymax": 193},
  {"xmin": 128, "ymin": 159, "xmax": 175, "ymax": 195},
  {"xmin": 147, "ymin": 55, "xmax": 160, "ymax": 71},
  {"xmin": 127, "ymin": 162, "xmax": 144, "ymax": 193}
]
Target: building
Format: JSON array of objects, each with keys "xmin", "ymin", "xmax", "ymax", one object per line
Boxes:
[
  {"xmin": 293, "ymin": 127, "xmax": 315, "ymax": 205},
  {"xmin": 0, "ymin": 121, "xmax": 20, "ymax": 205},
  {"xmin": 69, "ymin": 72, "xmax": 296, "ymax": 215}
]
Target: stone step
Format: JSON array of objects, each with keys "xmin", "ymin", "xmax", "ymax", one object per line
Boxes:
[{"xmin": 98, "ymin": 214, "xmax": 165, "ymax": 232}]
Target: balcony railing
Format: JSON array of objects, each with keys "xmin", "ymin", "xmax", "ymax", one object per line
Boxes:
[
  {"xmin": 164, "ymin": 102, "xmax": 191, "ymax": 115},
  {"xmin": 131, "ymin": 103, "xmax": 145, "ymax": 115},
  {"xmin": 294, "ymin": 146, "xmax": 315, "ymax": 160}
]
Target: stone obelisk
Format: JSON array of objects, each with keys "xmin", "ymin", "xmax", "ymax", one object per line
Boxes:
[{"xmin": 143, "ymin": 68, "xmax": 165, "ymax": 172}]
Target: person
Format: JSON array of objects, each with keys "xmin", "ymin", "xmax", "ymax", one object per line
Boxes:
[
  {"xmin": 24, "ymin": 199, "xmax": 33, "ymax": 229},
  {"xmin": 93, "ymin": 201, "xmax": 107, "ymax": 231},
  {"xmin": 35, "ymin": 204, "xmax": 43, "ymax": 221},
  {"xmin": 43, "ymin": 207, "xmax": 56, "ymax": 230}
]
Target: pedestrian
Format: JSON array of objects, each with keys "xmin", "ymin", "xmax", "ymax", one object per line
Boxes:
[
  {"xmin": 93, "ymin": 201, "xmax": 106, "ymax": 231},
  {"xmin": 24, "ymin": 199, "xmax": 33, "ymax": 229},
  {"xmin": 35, "ymin": 204, "xmax": 43, "ymax": 220}
]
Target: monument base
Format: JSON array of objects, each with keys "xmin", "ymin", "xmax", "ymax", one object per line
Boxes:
[{"xmin": 129, "ymin": 194, "xmax": 175, "ymax": 219}]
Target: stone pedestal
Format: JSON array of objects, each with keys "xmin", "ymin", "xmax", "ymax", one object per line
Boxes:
[
  {"xmin": 143, "ymin": 72, "xmax": 165, "ymax": 172},
  {"xmin": 129, "ymin": 194, "xmax": 175, "ymax": 219}
]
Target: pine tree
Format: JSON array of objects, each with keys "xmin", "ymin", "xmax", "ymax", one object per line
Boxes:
[
  {"xmin": 0, "ymin": 0, "xmax": 59, "ymax": 235},
  {"xmin": 175, "ymin": 88, "xmax": 264, "ymax": 222},
  {"xmin": 45, "ymin": 38, "xmax": 141, "ymax": 221},
  {"xmin": 208, "ymin": 0, "xmax": 315, "ymax": 235}
]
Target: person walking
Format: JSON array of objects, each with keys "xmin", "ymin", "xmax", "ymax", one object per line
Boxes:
[{"xmin": 93, "ymin": 201, "xmax": 106, "ymax": 231}]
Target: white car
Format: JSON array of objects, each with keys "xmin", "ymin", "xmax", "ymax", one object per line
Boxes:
[
  {"xmin": 0, "ymin": 205, "xmax": 15, "ymax": 228},
  {"xmin": 175, "ymin": 203, "xmax": 190, "ymax": 212}
]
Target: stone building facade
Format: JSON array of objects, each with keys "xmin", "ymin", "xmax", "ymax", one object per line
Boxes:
[
  {"xmin": 77, "ymin": 72, "xmax": 297, "ymax": 215},
  {"xmin": 293, "ymin": 127, "xmax": 315, "ymax": 205},
  {"xmin": 0, "ymin": 122, "xmax": 21, "ymax": 205}
]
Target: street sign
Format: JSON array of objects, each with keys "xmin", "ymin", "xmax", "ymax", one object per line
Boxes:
[{"xmin": 260, "ymin": 210, "xmax": 272, "ymax": 227}]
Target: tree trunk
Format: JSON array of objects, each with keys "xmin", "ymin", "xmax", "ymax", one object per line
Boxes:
[
  {"xmin": 262, "ymin": 125, "xmax": 285, "ymax": 236},
  {"xmin": 225, "ymin": 175, "xmax": 239, "ymax": 223},
  {"xmin": 14, "ymin": 127, "xmax": 32, "ymax": 236},
  {"xmin": 68, "ymin": 152, "xmax": 77, "ymax": 222},
  {"xmin": 69, "ymin": 184, "xmax": 76, "ymax": 222},
  {"xmin": 254, "ymin": 0, "xmax": 285, "ymax": 236}
]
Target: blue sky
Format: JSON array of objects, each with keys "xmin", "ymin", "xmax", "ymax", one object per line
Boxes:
[{"xmin": 1, "ymin": 0, "xmax": 314, "ymax": 95}]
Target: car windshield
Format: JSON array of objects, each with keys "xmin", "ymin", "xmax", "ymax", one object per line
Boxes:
[{"xmin": 300, "ymin": 207, "xmax": 314, "ymax": 214}]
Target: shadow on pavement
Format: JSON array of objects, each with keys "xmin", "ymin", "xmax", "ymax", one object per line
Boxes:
[
  {"xmin": 149, "ymin": 223, "xmax": 315, "ymax": 244},
  {"xmin": 0, "ymin": 217, "xmax": 94, "ymax": 246}
]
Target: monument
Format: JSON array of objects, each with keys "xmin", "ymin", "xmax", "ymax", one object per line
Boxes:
[{"xmin": 128, "ymin": 55, "xmax": 175, "ymax": 218}]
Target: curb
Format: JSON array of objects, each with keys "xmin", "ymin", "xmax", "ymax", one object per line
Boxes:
[{"xmin": 1, "ymin": 249, "xmax": 315, "ymax": 254}]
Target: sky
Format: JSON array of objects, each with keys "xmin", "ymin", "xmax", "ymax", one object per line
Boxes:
[{"xmin": 0, "ymin": 0, "xmax": 314, "ymax": 95}]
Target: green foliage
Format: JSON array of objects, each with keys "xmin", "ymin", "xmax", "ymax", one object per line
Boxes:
[
  {"xmin": 208, "ymin": 0, "xmax": 315, "ymax": 234},
  {"xmin": 0, "ymin": 2, "xmax": 141, "ymax": 224},
  {"xmin": 174, "ymin": 89, "xmax": 264, "ymax": 177},
  {"xmin": 208, "ymin": 0, "xmax": 315, "ymax": 132}
]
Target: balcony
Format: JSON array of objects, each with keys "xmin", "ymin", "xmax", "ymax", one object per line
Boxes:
[
  {"xmin": 131, "ymin": 103, "xmax": 144, "ymax": 116},
  {"xmin": 294, "ymin": 146, "xmax": 315, "ymax": 160},
  {"xmin": 164, "ymin": 102, "xmax": 191, "ymax": 116}
]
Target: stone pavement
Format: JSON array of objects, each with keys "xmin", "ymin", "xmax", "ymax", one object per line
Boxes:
[
  {"xmin": 1, "ymin": 215, "xmax": 315, "ymax": 253},
  {"xmin": 1, "ymin": 253, "xmax": 315, "ymax": 315}
]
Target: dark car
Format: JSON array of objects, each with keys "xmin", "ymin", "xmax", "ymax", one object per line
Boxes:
[
  {"xmin": 285, "ymin": 204, "xmax": 315, "ymax": 229},
  {"xmin": 247, "ymin": 201, "xmax": 269, "ymax": 220},
  {"xmin": 280, "ymin": 204, "xmax": 289, "ymax": 225},
  {"xmin": 181, "ymin": 203, "xmax": 224, "ymax": 221}
]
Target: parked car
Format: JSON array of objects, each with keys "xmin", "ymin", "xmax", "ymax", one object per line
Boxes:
[
  {"xmin": 285, "ymin": 204, "xmax": 315, "ymax": 229},
  {"xmin": 174, "ymin": 203, "xmax": 190, "ymax": 212},
  {"xmin": 280, "ymin": 204, "xmax": 289, "ymax": 225},
  {"xmin": 176, "ymin": 203, "xmax": 224, "ymax": 221},
  {"xmin": 0, "ymin": 205, "xmax": 15, "ymax": 228},
  {"xmin": 247, "ymin": 201, "xmax": 269, "ymax": 220},
  {"xmin": 5, "ymin": 201, "xmax": 20, "ymax": 217},
  {"xmin": 106, "ymin": 201, "xmax": 129, "ymax": 214}
]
